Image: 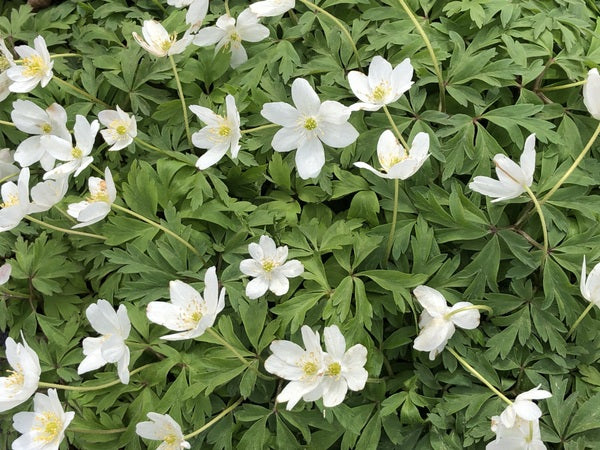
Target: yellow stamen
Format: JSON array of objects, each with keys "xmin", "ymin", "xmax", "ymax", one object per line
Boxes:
[
  {"xmin": 87, "ymin": 180, "xmax": 110, "ymax": 203},
  {"xmin": 230, "ymin": 32, "xmax": 241, "ymax": 42},
  {"xmin": 164, "ymin": 434, "xmax": 178, "ymax": 445},
  {"xmin": 371, "ymin": 82, "xmax": 391, "ymax": 102},
  {"xmin": 218, "ymin": 125, "xmax": 231, "ymax": 137},
  {"xmin": 5, "ymin": 369, "xmax": 24, "ymax": 388},
  {"xmin": 33, "ymin": 412, "xmax": 62, "ymax": 443},
  {"xmin": 71, "ymin": 147, "xmax": 83, "ymax": 158},
  {"xmin": 0, "ymin": 56, "xmax": 10, "ymax": 71},
  {"xmin": 325, "ymin": 362, "xmax": 341, "ymax": 377},
  {"xmin": 41, "ymin": 123, "xmax": 52, "ymax": 134},
  {"xmin": 302, "ymin": 361, "xmax": 318, "ymax": 376},
  {"xmin": 262, "ymin": 260, "xmax": 279, "ymax": 272},
  {"xmin": 116, "ymin": 125, "xmax": 127, "ymax": 135},
  {"xmin": 304, "ymin": 117, "xmax": 317, "ymax": 131},
  {"xmin": 0, "ymin": 194, "xmax": 19, "ymax": 208},
  {"xmin": 22, "ymin": 55, "xmax": 46, "ymax": 77}
]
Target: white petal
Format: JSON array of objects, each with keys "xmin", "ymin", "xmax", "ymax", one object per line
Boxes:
[
  {"xmin": 246, "ymin": 276, "xmax": 269, "ymax": 299},
  {"xmin": 448, "ymin": 301, "xmax": 480, "ymax": 329},
  {"xmin": 519, "ymin": 133, "xmax": 536, "ymax": 186},
  {"xmin": 272, "ymin": 127, "xmax": 300, "ymax": 152},
  {"xmin": 323, "ymin": 325, "xmax": 345, "ymax": 358},
  {"xmin": 318, "ymin": 121, "xmax": 359, "ymax": 148},
  {"xmin": 291, "ymin": 78, "xmax": 321, "ymax": 115},
  {"xmin": 261, "ymin": 102, "xmax": 300, "ymax": 127},
  {"xmin": 278, "ymin": 260, "xmax": 303, "ymax": 277},
  {"xmin": 295, "ymin": 137, "xmax": 324, "ymax": 179},
  {"xmin": 584, "ymin": 68, "xmax": 600, "ymax": 120},
  {"xmin": 413, "ymin": 285, "xmax": 449, "ymax": 317},
  {"xmin": 268, "ymin": 272, "xmax": 289, "ymax": 296},
  {"xmin": 240, "ymin": 259, "xmax": 265, "ymax": 277},
  {"xmin": 413, "ymin": 318, "xmax": 454, "ymax": 353},
  {"xmin": 347, "ymin": 71, "xmax": 372, "ymax": 104},
  {"xmin": 195, "ymin": 144, "xmax": 229, "ymax": 169}
]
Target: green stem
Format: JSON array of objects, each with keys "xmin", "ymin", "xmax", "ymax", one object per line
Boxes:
[
  {"xmin": 396, "ymin": 0, "xmax": 445, "ymax": 112},
  {"xmin": 567, "ymin": 302, "xmax": 595, "ymax": 338},
  {"xmin": 382, "ymin": 104, "xmax": 409, "ymax": 148},
  {"xmin": 297, "ymin": 0, "xmax": 361, "ymax": 68},
  {"xmin": 0, "ymin": 287, "xmax": 30, "ymax": 299},
  {"xmin": 0, "ymin": 172, "xmax": 19, "ymax": 184},
  {"xmin": 183, "ymin": 398, "xmax": 243, "ymax": 440},
  {"xmin": 38, "ymin": 364, "xmax": 153, "ymax": 391},
  {"xmin": 69, "ymin": 427, "xmax": 127, "ymax": 434},
  {"xmin": 540, "ymin": 80, "xmax": 586, "ymax": 91},
  {"xmin": 240, "ymin": 124, "xmax": 279, "ymax": 134},
  {"xmin": 52, "ymin": 76, "xmax": 109, "ymax": 107},
  {"xmin": 225, "ymin": 0, "xmax": 231, "ymax": 15},
  {"xmin": 50, "ymin": 53, "xmax": 82, "ymax": 59},
  {"xmin": 151, "ymin": 0, "xmax": 166, "ymax": 12},
  {"xmin": 168, "ymin": 55, "xmax": 192, "ymax": 147},
  {"xmin": 523, "ymin": 185, "xmax": 548, "ymax": 265},
  {"xmin": 25, "ymin": 215, "xmax": 107, "ymax": 240},
  {"xmin": 384, "ymin": 178, "xmax": 400, "ymax": 262},
  {"xmin": 89, "ymin": 164, "xmax": 106, "ymax": 176},
  {"xmin": 541, "ymin": 122, "xmax": 600, "ymax": 204},
  {"xmin": 447, "ymin": 347, "xmax": 512, "ymax": 405},
  {"xmin": 111, "ymin": 203, "xmax": 203, "ymax": 259},
  {"xmin": 0, "ymin": 119, "xmax": 16, "ymax": 128},
  {"xmin": 444, "ymin": 304, "xmax": 493, "ymax": 320},
  {"xmin": 54, "ymin": 205, "xmax": 77, "ymax": 224}
]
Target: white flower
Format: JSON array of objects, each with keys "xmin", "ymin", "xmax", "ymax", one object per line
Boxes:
[
  {"xmin": 412, "ymin": 285, "xmax": 480, "ymax": 360},
  {"xmin": 98, "ymin": 105, "xmax": 137, "ymax": 151},
  {"xmin": 67, "ymin": 167, "xmax": 116, "ymax": 229},
  {"xmin": 303, "ymin": 325, "xmax": 368, "ymax": 408},
  {"xmin": 133, "ymin": 20, "xmax": 193, "ymax": 57},
  {"xmin": 136, "ymin": 412, "xmax": 191, "ymax": 450},
  {"xmin": 77, "ymin": 299, "xmax": 131, "ymax": 384},
  {"xmin": 6, "ymin": 35, "xmax": 53, "ymax": 93},
  {"xmin": 12, "ymin": 389, "xmax": 74, "ymax": 450},
  {"xmin": 44, "ymin": 115, "xmax": 98, "ymax": 179},
  {"xmin": 0, "ymin": 332, "xmax": 40, "ymax": 413},
  {"xmin": 0, "ymin": 38, "xmax": 16, "ymax": 102},
  {"xmin": 264, "ymin": 325, "xmax": 324, "ymax": 410},
  {"xmin": 584, "ymin": 68, "xmax": 600, "ymax": 120},
  {"xmin": 348, "ymin": 56, "xmax": 413, "ymax": 111},
  {"xmin": 0, "ymin": 262, "xmax": 11, "ymax": 285},
  {"xmin": 500, "ymin": 385, "xmax": 552, "ymax": 429},
  {"xmin": 29, "ymin": 176, "xmax": 69, "ymax": 213},
  {"xmin": 469, "ymin": 134, "xmax": 536, "ymax": 202},
  {"xmin": 193, "ymin": 9, "xmax": 270, "ymax": 68},
  {"xmin": 11, "ymin": 100, "xmax": 71, "ymax": 171},
  {"xmin": 487, "ymin": 416, "xmax": 546, "ymax": 450},
  {"xmin": 190, "ymin": 95, "xmax": 241, "ymax": 169},
  {"xmin": 146, "ymin": 266, "xmax": 225, "ymax": 341},
  {"xmin": 261, "ymin": 78, "xmax": 359, "ymax": 179},
  {"xmin": 239, "ymin": 235, "xmax": 303, "ymax": 299},
  {"xmin": 249, "ymin": 0, "xmax": 295, "ymax": 17},
  {"xmin": 0, "ymin": 168, "xmax": 31, "ymax": 232},
  {"xmin": 580, "ymin": 256, "xmax": 600, "ymax": 307},
  {"xmin": 354, "ymin": 130, "xmax": 429, "ymax": 179},
  {"xmin": 186, "ymin": 0, "xmax": 209, "ymax": 30},
  {"xmin": 0, "ymin": 149, "xmax": 19, "ymax": 182}
]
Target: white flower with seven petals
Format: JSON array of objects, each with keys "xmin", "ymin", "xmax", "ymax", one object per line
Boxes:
[
  {"xmin": 146, "ymin": 266, "xmax": 225, "ymax": 341},
  {"xmin": 261, "ymin": 78, "xmax": 359, "ymax": 179},
  {"xmin": 193, "ymin": 9, "xmax": 269, "ymax": 68},
  {"xmin": 77, "ymin": 299, "xmax": 131, "ymax": 384},
  {"xmin": 0, "ymin": 38, "xmax": 16, "ymax": 101},
  {"xmin": 0, "ymin": 168, "xmax": 31, "ymax": 232},
  {"xmin": 486, "ymin": 416, "xmax": 546, "ymax": 450},
  {"xmin": 133, "ymin": 20, "xmax": 193, "ymax": 57},
  {"xmin": 249, "ymin": 0, "xmax": 295, "ymax": 17},
  {"xmin": 7, "ymin": 35, "xmax": 53, "ymax": 93},
  {"xmin": 190, "ymin": 95, "xmax": 241, "ymax": 169},
  {"xmin": 499, "ymin": 385, "xmax": 552, "ymax": 429},
  {"xmin": 98, "ymin": 105, "xmax": 137, "ymax": 151},
  {"xmin": 348, "ymin": 56, "xmax": 414, "ymax": 111},
  {"xmin": 0, "ymin": 332, "xmax": 41, "ymax": 413},
  {"xmin": 412, "ymin": 285, "xmax": 480, "ymax": 360},
  {"xmin": 583, "ymin": 68, "xmax": 600, "ymax": 120},
  {"xmin": 0, "ymin": 262, "xmax": 11, "ymax": 285},
  {"xmin": 11, "ymin": 100, "xmax": 70, "ymax": 171},
  {"xmin": 469, "ymin": 133, "xmax": 536, "ymax": 202},
  {"xmin": 354, "ymin": 130, "xmax": 429, "ymax": 179},
  {"xmin": 136, "ymin": 412, "xmax": 191, "ymax": 450},
  {"xmin": 581, "ymin": 256, "xmax": 600, "ymax": 308},
  {"xmin": 67, "ymin": 167, "xmax": 116, "ymax": 229},
  {"xmin": 239, "ymin": 235, "xmax": 304, "ymax": 299},
  {"xmin": 12, "ymin": 389, "xmax": 74, "ymax": 450}
]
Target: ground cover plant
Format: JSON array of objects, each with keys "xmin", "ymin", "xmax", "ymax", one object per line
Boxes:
[{"xmin": 1, "ymin": 0, "xmax": 600, "ymax": 448}]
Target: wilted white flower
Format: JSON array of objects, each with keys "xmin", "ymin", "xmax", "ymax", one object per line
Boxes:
[
  {"xmin": 412, "ymin": 285, "xmax": 480, "ymax": 360},
  {"xmin": 264, "ymin": 325, "xmax": 324, "ymax": 410},
  {"xmin": 6, "ymin": 35, "xmax": 53, "ymax": 93},
  {"xmin": 583, "ymin": 68, "xmax": 600, "ymax": 120},
  {"xmin": 98, "ymin": 105, "xmax": 137, "ymax": 151},
  {"xmin": 146, "ymin": 266, "xmax": 225, "ymax": 341},
  {"xmin": 0, "ymin": 168, "xmax": 31, "ymax": 232},
  {"xmin": 67, "ymin": 167, "xmax": 116, "ymax": 229},
  {"xmin": 0, "ymin": 39, "xmax": 16, "ymax": 102},
  {"xmin": 44, "ymin": 115, "xmax": 98, "ymax": 179},
  {"xmin": 11, "ymin": 100, "xmax": 71, "ymax": 171},
  {"xmin": 261, "ymin": 78, "xmax": 359, "ymax": 179},
  {"xmin": 136, "ymin": 412, "xmax": 191, "ymax": 450},
  {"xmin": 500, "ymin": 385, "xmax": 552, "ymax": 429},
  {"xmin": 487, "ymin": 416, "xmax": 546, "ymax": 450},
  {"xmin": 77, "ymin": 299, "xmax": 131, "ymax": 384},
  {"xmin": 239, "ymin": 235, "xmax": 303, "ymax": 299},
  {"xmin": 0, "ymin": 149, "xmax": 19, "ymax": 182},
  {"xmin": 580, "ymin": 256, "xmax": 600, "ymax": 307},
  {"xmin": 469, "ymin": 134, "xmax": 536, "ymax": 202},
  {"xmin": 190, "ymin": 95, "xmax": 241, "ymax": 169},
  {"xmin": 29, "ymin": 176, "xmax": 69, "ymax": 213},
  {"xmin": 193, "ymin": 9, "xmax": 269, "ymax": 68},
  {"xmin": 249, "ymin": 0, "xmax": 295, "ymax": 17},
  {"xmin": 348, "ymin": 56, "xmax": 413, "ymax": 111},
  {"xmin": 0, "ymin": 332, "xmax": 40, "ymax": 413},
  {"xmin": 0, "ymin": 262, "xmax": 11, "ymax": 285},
  {"xmin": 354, "ymin": 130, "xmax": 429, "ymax": 179},
  {"xmin": 133, "ymin": 20, "xmax": 193, "ymax": 57}
]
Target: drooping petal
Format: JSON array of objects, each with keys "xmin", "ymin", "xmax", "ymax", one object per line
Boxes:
[
  {"xmin": 413, "ymin": 285, "xmax": 449, "ymax": 317},
  {"xmin": 448, "ymin": 301, "xmax": 480, "ymax": 329},
  {"xmin": 519, "ymin": 133, "xmax": 536, "ymax": 186},
  {"xmin": 584, "ymin": 68, "xmax": 600, "ymax": 120}
]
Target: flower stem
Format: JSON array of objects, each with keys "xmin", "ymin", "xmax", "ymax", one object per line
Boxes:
[
  {"xmin": 522, "ymin": 185, "xmax": 548, "ymax": 266},
  {"xmin": 168, "ymin": 55, "xmax": 192, "ymax": 147},
  {"xmin": 151, "ymin": 0, "xmax": 166, "ymax": 12},
  {"xmin": 0, "ymin": 119, "xmax": 16, "ymax": 128},
  {"xmin": 240, "ymin": 124, "xmax": 279, "ymax": 134},
  {"xmin": 50, "ymin": 53, "xmax": 82, "ymax": 60},
  {"xmin": 447, "ymin": 347, "xmax": 512, "ymax": 405},
  {"xmin": 382, "ymin": 104, "xmax": 409, "ymax": 148},
  {"xmin": 0, "ymin": 172, "xmax": 19, "ymax": 184},
  {"xmin": 396, "ymin": 0, "xmax": 445, "ymax": 111},
  {"xmin": 69, "ymin": 427, "xmax": 127, "ymax": 434},
  {"xmin": 183, "ymin": 398, "xmax": 243, "ymax": 440},
  {"xmin": 38, "ymin": 364, "xmax": 153, "ymax": 391},
  {"xmin": 384, "ymin": 178, "xmax": 400, "ymax": 262},
  {"xmin": 444, "ymin": 304, "xmax": 493, "ymax": 320},
  {"xmin": 134, "ymin": 137, "xmax": 195, "ymax": 166},
  {"xmin": 0, "ymin": 287, "xmax": 30, "ymax": 299},
  {"xmin": 541, "ymin": 121, "xmax": 600, "ymax": 204},
  {"xmin": 52, "ymin": 76, "xmax": 109, "ymax": 107},
  {"xmin": 297, "ymin": 0, "xmax": 361, "ymax": 68},
  {"xmin": 111, "ymin": 203, "xmax": 203, "ymax": 259},
  {"xmin": 25, "ymin": 215, "xmax": 107, "ymax": 240},
  {"xmin": 225, "ymin": 0, "xmax": 231, "ymax": 15},
  {"xmin": 566, "ymin": 302, "xmax": 594, "ymax": 339},
  {"xmin": 540, "ymin": 80, "xmax": 586, "ymax": 91}
]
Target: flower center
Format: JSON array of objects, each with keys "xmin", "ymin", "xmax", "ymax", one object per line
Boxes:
[
  {"xmin": 230, "ymin": 32, "xmax": 241, "ymax": 43},
  {"xmin": 116, "ymin": 125, "xmax": 128, "ymax": 135},
  {"xmin": 379, "ymin": 152, "xmax": 407, "ymax": 171},
  {"xmin": 371, "ymin": 82, "xmax": 391, "ymax": 102},
  {"xmin": 218, "ymin": 125, "xmax": 231, "ymax": 136},
  {"xmin": 325, "ymin": 362, "xmax": 341, "ymax": 377},
  {"xmin": 302, "ymin": 361, "xmax": 318, "ymax": 376},
  {"xmin": 0, "ymin": 194, "xmax": 19, "ymax": 208},
  {"xmin": 262, "ymin": 259, "xmax": 279, "ymax": 272},
  {"xmin": 41, "ymin": 123, "xmax": 52, "ymax": 134},
  {"xmin": 0, "ymin": 55, "xmax": 10, "ymax": 71},
  {"xmin": 71, "ymin": 147, "xmax": 83, "ymax": 158},
  {"xmin": 164, "ymin": 433, "xmax": 178, "ymax": 445},
  {"xmin": 160, "ymin": 39, "xmax": 173, "ymax": 52},
  {"xmin": 303, "ymin": 117, "xmax": 317, "ymax": 131},
  {"xmin": 5, "ymin": 369, "xmax": 24, "ymax": 388},
  {"xmin": 33, "ymin": 412, "xmax": 62, "ymax": 443},
  {"xmin": 88, "ymin": 180, "xmax": 110, "ymax": 203},
  {"xmin": 22, "ymin": 55, "xmax": 46, "ymax": 77}
]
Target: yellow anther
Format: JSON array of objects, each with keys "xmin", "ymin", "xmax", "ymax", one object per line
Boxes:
[
  {"xmin": 160, "ymin": 39, "xmax": 173, "ymax": 52},
  {"xmin": 303, "ymin": 117, "xmax": 317, "ymax": 131},
  {"xmin": 302, "ymin": 361, "xmax": 318, "ymax": 376},
  {"xmin": 164, "ymin": 434, "xmax": 177, "ymax": 444},
  {"xmin": 230, "ymin": 32, "xmax": 241, "ymax": 42},
  {"xmin": 22, "ymin": 55, "xmax": 45, "ymax": 77},
  {"xmin": 190, "ymin": 311, "xmax": 202, "ymax": 323},
  {"xmin": 0, "ymin": 194, "xmax": 19, "ymax": 208},
  {"xmin": 218, "ymin": 125, "xmax": 231, "ymax": 137},
  {"xmin": 41, "ymin": 123, "xmax": 52, "ymax": 134},
  {"xmin": 33, "ymin": 412, "xmax": 62, "ymax": 443},
  {"xmin": 116, "ymin": 125, "xmax": 127, "ymax": 135},
  {"xmin": 325, "ymin": 362, "xmax": 341, "ymax": 377},
  {"xmin": 371, "ymin": 83, "xmax": 390, "ymax": 102},
  {"xmin": 0, "ymin": 56, "xmax": 10, "ymax": 71},
  {"xmin": 71, "ymin": 147, "xmax": 83, "ymax": 158},
  {"xmin": 5, "ymin": 369, "xmax": 24, "ymax": 387},
  {"xmin": 262, "ymin": 260, "xmax": 278, "ymax": 272}
]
